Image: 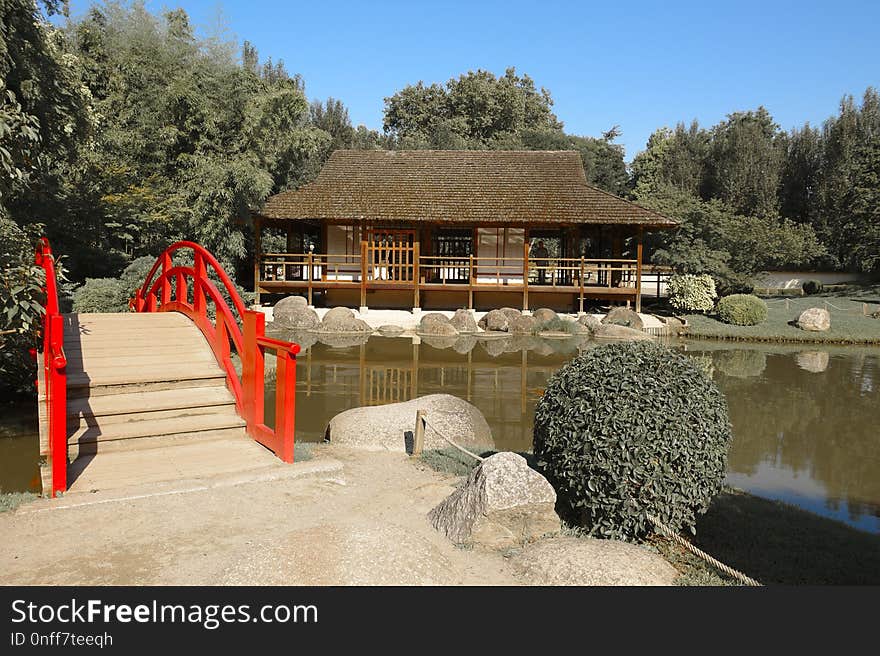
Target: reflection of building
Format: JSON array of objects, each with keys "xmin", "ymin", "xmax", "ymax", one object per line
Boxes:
[
  {"xmin": 253, "ymin": 151, "xmax": 676, "ymax": 312},
  {"xmin": 294, "ymin": 338, "xmax": 582, "ymax": 450}
]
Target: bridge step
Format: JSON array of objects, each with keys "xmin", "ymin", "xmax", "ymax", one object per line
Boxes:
[
  {"xmin": 59, "ymin": 312, "xmax": 254, "ymax": 481},
  {"xmin": 67, "ymin": 409, "xmax": 247, "ymax": 460},
  {"xmin": 67, "ymin": 386, "xmax": 236, "ymax": 422}
]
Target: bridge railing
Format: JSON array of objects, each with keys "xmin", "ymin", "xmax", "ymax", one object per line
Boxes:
[
  {"xmin": 133, "ymin": 241, "xmax": 300, "ymax": 462},
  {"xmin": 35, "ymin": 238, "xmax": 67, "ymax": 497}
]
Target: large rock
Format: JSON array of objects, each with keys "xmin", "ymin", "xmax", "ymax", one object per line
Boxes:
[
  {"xmin": 317, "ymin": 307, "xmax": 372, "ymax": 333},
  {"xmin": 507, "ymin": 314, "xmax": 537, "ymax": 334},
  {"xmin": 326, "ymin": 394, "xmax": 494, "ymax": 453},
  {"xmin": 510, "ymin": 536, "xmax": 678, "ymax": 586},
  {"xmin": 428, "ymin": 452, "xmax": 560, "ymax": 550},
  {"xmin": 450, "ymin": 309, "xmax": 479, "ymax": 333},
  {"xmin": 592, "ymin": 324, "xmax": 654, "ymax": 341},
  {"xmin": 272, "ymin": 296, "xmax": 319, "ymax": 330},
  {"xmin": 478, "ymin": 309, "xmax": 510, "ymax": 332},
  {"xmin": 796, "ymin": 307, "xmax": 831, "ymax": 332},
  {"xmin": 499, "ymin": 307, "xmax": 523, "ymax": 320},
  {"xmin": 601, "ymin": 307, "xmax": 644, "ymax": 329},
  {"xmin": 531, "ymin": 308, "xmax": 559, "ymax": 324},
  {"xmin": 578, "ymin": 314, "xmax": 602, "ymax": 333},
  {"xmin": 418, "ymin": 313, "xmax": 459, "ymax": 336}
]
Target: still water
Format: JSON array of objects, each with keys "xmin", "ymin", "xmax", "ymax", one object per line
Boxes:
[{"xmin": 2, "ymin": 334, "xmax": 878, "ymax": 533}]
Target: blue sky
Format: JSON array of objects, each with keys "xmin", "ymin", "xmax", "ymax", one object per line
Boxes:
[{"xmin": 64, "ymin": 0, "xmax": 880, "ymax": 160}]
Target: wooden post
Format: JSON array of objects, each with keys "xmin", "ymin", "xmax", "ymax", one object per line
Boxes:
[
  {"xmin": 253, "ymin": 217, "xmax": 262, "ymax": 307},
  {"xmin": 635, "ymin": 227, "xmax": 643, "ymax": 313},
  {"xmin": 413, "ymin": 240, "xmax": 420, "ymax": 308},
  {"xmin": 468, "ymin": 254, "xmax": 474, "ymax": 309},
  {"xmin": 360, "ymin": 240, "xmax": 368, "ymax": 308},
  {"xmin": 413, "ymin": 409, "xmax": 426, "ymax": 457},
  {"xmin": 579, "ymin": 256, "xmax": 585, "ymax": 313},
  {"xmin": 522, "ymin": 240, "xmax": 529, "ymax": 311},
  {"xmin": 306, "ymin": 251, "xmax": 313, "ymax": 305}
]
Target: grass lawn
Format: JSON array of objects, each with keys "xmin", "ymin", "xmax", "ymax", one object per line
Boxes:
[{"xmin": 683, "ymin": 287, "xmax": 880, "ymax": 344}]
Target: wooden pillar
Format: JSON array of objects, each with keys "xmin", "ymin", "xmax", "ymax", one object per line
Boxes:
[
  {"xmin": 468, "ymin": 254, "xmax": 474, "ymax": 309},
  {"xmin": 360, "ymin": 240, "xmax": 367, "ymax": 308},
  {"xmin": 579, "ymin": 256, "xmax": 585, "ymax": 313},
  {"xmin": 413, "ymin": 240, "xmax": 420, "ymax": 308},
  {"xmin": 522, "ymin": 239, "xmax": 530, "ymax": 311},
  {"xmin": 307, "ymin": 251, "xmax": 313, "ymax": 306},
  {"xmin": 635, "ymin": 227, "xmax": 643, "ymax": 313},
  {"xmin": 253, "ymin": 216, "xmax": 262, "ymax": 306}
]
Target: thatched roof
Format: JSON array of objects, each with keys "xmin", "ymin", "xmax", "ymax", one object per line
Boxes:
[{"xmin": 256, "ymin": 150, "xmax": 676, "ymax": 228}]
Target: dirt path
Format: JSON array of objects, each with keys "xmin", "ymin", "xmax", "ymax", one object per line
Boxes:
[{"xmin": 0, "ymin": 446, "xmax": 519, "ymax": 585}]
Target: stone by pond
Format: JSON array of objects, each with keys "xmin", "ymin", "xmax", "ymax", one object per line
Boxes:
[
  {"xmin": 796, "ymin": 307, "xmax": 831, "ymax": 332},
  {"xmin": 428, "ymin": 452, "xmax": 560, "ymax": 550},
  {"xmin": 326, "ymin": 394, "xmax": 494, "ymax": 454}
]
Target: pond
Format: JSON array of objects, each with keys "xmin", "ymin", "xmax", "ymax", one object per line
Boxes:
[{"xmin": 2, "ymin": 333, "xmax": 878, "ymax": 534}]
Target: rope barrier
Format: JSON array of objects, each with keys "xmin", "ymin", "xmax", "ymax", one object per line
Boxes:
[
  {"xmin": 420, "ymin": 411, "xmax": 763, "ymax": 586},
  {"xmin": 647, "ymin": 514, "xmax": 763, "ymax": 586},
  {"xmin": 422, "ymin": 414, "xmax": 485, "ymax": 462}
]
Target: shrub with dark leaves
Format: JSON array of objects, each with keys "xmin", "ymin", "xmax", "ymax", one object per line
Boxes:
[
  {"xmin": 533, "ymin": 341, "xmax": 731, "ymax": 540},
  {"xmin": 802, "ymin": 280, "xmax": 824, "ymax": 295}
]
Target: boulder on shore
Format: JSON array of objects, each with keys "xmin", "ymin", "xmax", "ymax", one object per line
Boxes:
[
  {"xmin": 478, "ymin": 309, "xmax": 510, "ymax": 332},
  {"xmin": 272, "ymin": 296, "xmax": 319, "ymax": 330},
  {"xmin": 326, "ymin": 394, "xmax": 494, "ymax": 453},
  {"xmin": 601, "ymin": 307, "xmax": 644, "ymax": 329},
  {"xmin": 796, "ymin": 307, "xmax": 831, "ymax": 332},
  {"xmin": 578, "ymin": 314, "xmax": 602, "ymax": 333},
  {"xmin": 592, "ymin": 324, "xmax": 654, "ymax": 341},
  {"xmin": 531, "ymin": 308, "xmax": 559, "ymax": 324},
  {"xmin": 510, "ymin": 536, "xmax": 678, "ymax": 586},
  {"xmin": 450, "ymin": 309, "xmax": 479, "ymax": 333},
  {"xmin": 428, "ymin": 452, "xmax": 560, "ymax": 550},
  {"xmin": 418, "ymin": 313, "xmax": 459, "ymax": 336},
  {"xmin": 507, "ymin": 314, "xmax": 537, "ymax": 334},
  {"xmin": 316, "ymin": 307, "xmax": 372, "ymax": 333}
]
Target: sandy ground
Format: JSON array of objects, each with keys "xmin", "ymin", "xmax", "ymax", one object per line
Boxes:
[{"xmin": 0, "ymin": 446, "xmax": 520, "ymax": 586}]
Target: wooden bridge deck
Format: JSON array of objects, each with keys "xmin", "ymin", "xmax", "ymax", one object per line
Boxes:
[{"xmin": 46, "ymin": 312, "xmax": 282, "ymax": 495}]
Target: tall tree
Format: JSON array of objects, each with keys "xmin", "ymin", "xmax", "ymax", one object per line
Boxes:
[{"xmin": 703, "ymin": 107, "xmax": 784, "ymax": 218}]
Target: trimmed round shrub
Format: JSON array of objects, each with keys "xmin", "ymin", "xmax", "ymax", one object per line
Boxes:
[
  {"xmin": 716, "ymin": 294, "xmax": 768, "ymax": 326},
  {"xmin": 802, "ymin": 279, "xmax": 824, "ymax": 295},
  {"xmin": 72, "ymin": 277, "xmax": 130, "ymax": 313},
  {"xmin": 667, "ymin": 273, "xmax": 717, "ymax": 313},
  {"xmin": 533, "ymin": 341, "xmax": 731, "ymax": 540}
]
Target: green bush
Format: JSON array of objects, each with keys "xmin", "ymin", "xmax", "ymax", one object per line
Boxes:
[
  {"xmin": 802, "ymin": 279, "xmax": 824, "ymax": 295},
  {"xmin": 72, "ymin": 278, "xmax": 130, "ymax": 313},
  {"xmin": 533, "ymin": 341, "xmax": 731, "ymax": 540},
  {"xmin": 668, "ymin": 273, "xmax": 717, "ymax": 313},
  {"xmin": 716, "ymin": 294, "xmax": 768, "ymax": 326}
]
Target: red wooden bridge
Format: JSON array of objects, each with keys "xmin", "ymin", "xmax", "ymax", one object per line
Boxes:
[{"xmin": 35, "ymin": 239, "xmax": 300, "ymax": 498}]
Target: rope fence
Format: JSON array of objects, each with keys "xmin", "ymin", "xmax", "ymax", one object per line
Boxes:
[
  {"xmin": 762, "ymin": 297, "xmax": 879, "ymax": 315},
  {"xmin": 416, "ymin": 411, "xmax": 763, "ymax": 587}
]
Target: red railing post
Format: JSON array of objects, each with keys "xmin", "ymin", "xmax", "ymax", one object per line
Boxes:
[
  {"xmin": 242, "ymin": 310, "xmax": 265, "ymax": 430},
  {"xmin": 193, "ymin": 251, "xmax": 207, "ymax": 317},
  {"xmin": 49, "ymin": 315, "xmax": 67, "ymax": 495},
  {"xmin": 160, "ymin": 251, "xmax": 172, "ymax": 306},
  {"xmin": 274, "ymin": 350, "xmax": 297, "ymax": 463}
]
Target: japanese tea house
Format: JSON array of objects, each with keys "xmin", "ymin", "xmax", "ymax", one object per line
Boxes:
[{"xmin": 252, "ymin": 150, "xmax": 677, "ymax": 312}]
